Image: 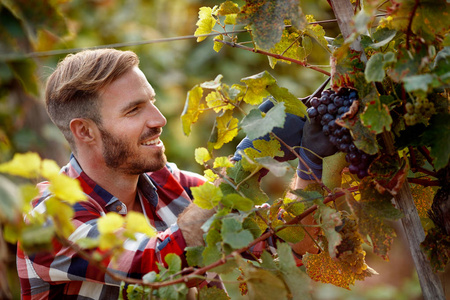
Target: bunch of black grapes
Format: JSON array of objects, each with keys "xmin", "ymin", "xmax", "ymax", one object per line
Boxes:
[{"xmin": 307, "ymin": 88, "xmax": 375, "ymax": 179}]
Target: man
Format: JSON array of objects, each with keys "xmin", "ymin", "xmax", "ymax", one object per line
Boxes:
[
  {"xmin": 17, "ymin": 49, "xmax": 216, "ymax": 299},
  {"xmin": 16, "ymin": 48, "xmax": 332, "ymax": 299}
]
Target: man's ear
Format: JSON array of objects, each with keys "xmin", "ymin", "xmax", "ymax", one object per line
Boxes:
[{"xmin": 70, "ymin": 118, "xmax": 98, "ymax": 144}]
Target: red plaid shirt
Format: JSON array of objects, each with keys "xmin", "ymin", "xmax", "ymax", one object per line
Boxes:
[{"xmin": 17, "ymin": 155, "xmax": 207, "ymax": 299}]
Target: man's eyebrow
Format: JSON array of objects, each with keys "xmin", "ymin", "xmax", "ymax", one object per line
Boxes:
[{"xmin": 120, "ymin": 99, "xmax": 147, "ymax": 114}]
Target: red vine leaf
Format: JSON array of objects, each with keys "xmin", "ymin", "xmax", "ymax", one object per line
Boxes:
[{"xmin": 369, "ymin": 154, "xmax": 409, "ymax": 195}]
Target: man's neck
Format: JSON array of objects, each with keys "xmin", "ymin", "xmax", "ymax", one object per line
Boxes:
[{"xmin": 75, "ymin": 155, "xmax": 140, "ymax": 212}]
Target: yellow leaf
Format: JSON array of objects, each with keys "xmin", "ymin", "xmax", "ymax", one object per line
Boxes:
[
  {"xmin": 181, "ymin": 86, "xmax": 204, "ymax": 136},
  {"xmin": 45, "ymin": 197, "xmax": 75, "ymax": 238},
  {"xmin": 214, "ymin": 111, "xmax": 239, "ymax": 149},
  {"xmin": 125, "ymin": 211, "xmax": 156, "ymax": 237},
  {"xmin": 203, "ymin": 169, "xmax": 218, "ymax": 182},
  {"xmin": 41, "ymin": 159, "xmax": 61, "ymax": 179},
  {"xmin": 195, "ymin": 147, "xmax": 212, "ymax": 165},
  {"xmin": 99, "ymin": 232, "xmax": 122, "ymax": 251},
  {"xmin": 192, "ymin": 183, "xmax": 223, "ymax": 209},
  {"xmin": 0, "ymin": 152, "xmax": 41, "ymax": 178},
  {"xmin": 98, "ymin": 212, "xmax": 124, "ymax": 235},
  {"xmin": 213, "ymin": 156, "xmax": 234, "ymax": 168},
  {"xmin": 49, "ymin": 174, "xmax": 87, "ymax": 204},
  {"xmin": 194, "ymin": 7, "xmax": 217, "ymax": 42}
]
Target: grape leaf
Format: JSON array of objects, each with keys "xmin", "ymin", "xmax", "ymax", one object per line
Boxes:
[
  {"xmin": 433, "ymin": 46, "xmax": 450, "ymax": 80},
  {"xmin": 237, "ymin": 0, "xmax": 303, "ymax": 50},
  {"xmin": 195, "ymin": 147, "xmax": 212, "ymax": 165},
  {"xmin": 337, "ymin": 117, "xmax": 379, "ymax": 155},
  {"xmin": 213, "ymin": 156, "xmax": 234, "ymax": 169},
  {"xmin": 360, "ymin": 91, "xmax": 393, "ymax": 134},
  {"xmin": 0, "ymin": 152, "xmax": 41, "ymax": 178},
  {"xmin": 276, "ymin": 242, "xmax": 311, "ymax": 300},
  {"xmin": 192, "ymin": 183, "xmax": 223, "ymax": 209},
  {"xmin": 199, "ymin": 286, "xmax": 230, "ymax": 300},
  {"xmin": 365, "ymin": 52, "xmax": 396, "ymax": 83},
  {"xmin": 304, "ymin": 15, "xmax": 328, "ymax": 51},
  {"xmin": 45, "ymin": 197, "xmax": 74, "ymax": 238},
  {"xmin": 214, "ymin": 110, "xmax": 239, "ymax": 149},
  {"xmin": 266, "ymin": 84, "xmax": 307, "ymax": 117},
  {"xmin": 388, "ymin": 0, "xmax": 450, "ymax": 42},
  {"xmin": 49, "ymin": 173, "xmax": 87, "ymax": 204},
  {"xmin": 213, "ymin": 34, "xmax": 225, "ymax": 52},
  {"xmin": 235, "ymin": 255, "xmax": 289, "ymax": 299},
  {"xmin": 345, "ymin": 178, "xmax": 403, "ymax": 259},
  {"xmin": 255, "ymin": 156, "xmax": 293, "ymax": 177},
  {"xmin": 222, "ymin": 217, "xmax": 254, "ymax": 249},
  {"xmin": 19, "ymin": 223, "xmax": 55, "ymax": 253},
  {"xmin": 315, "ymin": 200, "xmax": 342, "ymax": 258},
  {"xmin": 387, "ymin": 45, "xmax": 427, "ymax": 82},
  {"xmin": 194, "ymin": 7, "xmax": 217, "ymax": 42},
  {"xmin": 186, "ymin": 246, "xmax": 204, "ymax": 267},
  {"xmin": 402, "ymin": 74, "xmax": 437, "ymax": 92},
  {"xmin": 221, "ymin": 193, "xmax": 254, "ymax": 211},
  {"xmin": 268, "ymin": 27, "xmax": 302, "ymax": 68},
  {"xmin": 240, "ymin": 103, "xmax": 286, "ymax": 140},
  {"xmin": 421, "ymin": 113, "xmax": 450, "ymax": 171},
  {"xmin": 303, "ymin": 243, "xmax": 374, "ymax": 289},
  {"xmin": 181, "ymin": 86, "xmax": 205, "ymax": 136},
  {"xmin": 125, "ymin": 211, "xmax": 156, "ymax": 237},
  {"xmin": 369, "ymin": 28, "xmax": 397, "ymax": 50},
  {"xmin": 97, "ymin": 212, "xmax": 124, "ymax": 234},
  {"xmin": 322, "ymin": 152, "xmax": 348, "ymax": 190},
  {"xmin": 226, "ymin": 161, "xmax": 269, "ymax": 204},
  {"xmin": 218, "ymin": 1, "xmax": 240, "ymax": 15},
  {"xmin": 369, "ymin": 154, "xmax": 408, "ymax": 196},
  {"xmin": 240, "ymin": 71, "xmax": 276, "ymax": 105},
  {"xmin": 331, "ymin": 49, "xmax": 365, "ymax": 91}
]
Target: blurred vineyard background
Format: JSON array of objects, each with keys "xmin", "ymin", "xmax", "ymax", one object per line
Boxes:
[{"xmin": 0, "ymin": 0, "xmax": 447, "ymax": 299}]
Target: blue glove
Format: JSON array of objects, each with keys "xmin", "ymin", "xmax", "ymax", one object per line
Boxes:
[{"xmin": 232, "ymin": 99, "xmax": 305, "ymax": 162}]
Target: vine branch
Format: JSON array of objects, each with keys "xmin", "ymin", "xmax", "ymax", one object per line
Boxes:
[{"xmin": 213, "ymin": 39, "xmax": 331, "ymax": 77}]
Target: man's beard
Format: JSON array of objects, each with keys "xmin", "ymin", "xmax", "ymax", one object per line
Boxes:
[{"xmin": 99, "ymin": 127, "xmax": 167, "ymax": 175}]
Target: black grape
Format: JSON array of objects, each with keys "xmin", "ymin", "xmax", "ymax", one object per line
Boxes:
[{"xmin": 306, "ymin": 87, "xmax": 374, "ymax": 179}]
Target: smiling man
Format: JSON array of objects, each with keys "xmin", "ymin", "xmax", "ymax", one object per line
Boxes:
[{"xmin": 16, "ymin": 49, "xmax": 216, "ymax": 299}]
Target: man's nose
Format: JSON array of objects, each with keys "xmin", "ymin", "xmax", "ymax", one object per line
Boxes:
[{"xmin": 146, "ymin": 103, "xmax": 167, "ymax": 128}]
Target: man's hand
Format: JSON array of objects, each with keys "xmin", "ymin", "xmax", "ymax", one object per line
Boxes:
[{"xmin": 178, "ymin": 204, "xmax": 215, "ymax": 247}]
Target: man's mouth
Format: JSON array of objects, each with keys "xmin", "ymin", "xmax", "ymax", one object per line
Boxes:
[{"xmin": 141, "ymin": 137, "xmax": 161, "ymax": 146}]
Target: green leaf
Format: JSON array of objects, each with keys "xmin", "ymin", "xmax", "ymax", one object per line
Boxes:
[
  {"xmin": 241, "ymin": 71, "xmax": 276, "ymax": 105},
  {"xmin": 360, "ymin": 92, "xmax": 393, "ymax": 134},
  {"xmin": 315, "ymin": 200, "xmax": 342, "ymax": 258},
  {"xmin": 221, "ymin": 217, "xmax": 254, "ymax": 249},
  {"xmin": 277, "ymin": 242, "xmax": 311, "ymax": 300},
  {"xmin": 192, "ymin": 183, "xmax": 223, "ymax": 209},
  {"xmin": 181, "ymin": 86, "xmax": 204, "ymax": 136},
  {"xmin": 370, "ymin": 28, "xmax": 397, "ymax": 49},
  {"xmin": 199, "ymin": 286, "xmax": 230, "ymax": 300},
  {"xmin": 266, "ymin": 84, "xmax": 307, "ymax": 117},
  {"xmin": 236, "ymin": 255, "xmax": 288, "ymax": 299},
  {"xmin": 186, "ymin": 246, "xmax": 204, "ymax": 267},
  {"xmin": 221, "ymin": 193, "xmax": 254, "ymax": 211},
  {"xmin": 240, "ymin": 103, "xmax": 286, "ymax": 140},
  {"xmin": 237, "ymin": 0, "xmax": 304, "ymax": 50},
  {"xmin": 402, "ymin": 74, "xmax": 435, "ymax": 92},
  {"xmin": 422, "ymin": 113, "xmax": 450, "ymax": 171},
  {"xmin": 194, "ymin": 7, "xmax": 217, "ymax": 42},
  {"xmin": 255, "ymin": 156, "xmax": 293, "ymax": 177},
  {"xmin": 365, "ymin": 53, "xmax": 385, "ymax": 82},
  {"xmin": 20, "ymin": 223, "xmax": 55, "ymax": 254},
  {"xmin": 322, "ymin": 152, "xmax": 348, "ymax": 190}
]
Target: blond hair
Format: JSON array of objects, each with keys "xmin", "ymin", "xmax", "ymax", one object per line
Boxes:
[{"xmin": 45, "ymin": 48, "xmax": 139, "ymax": 151}]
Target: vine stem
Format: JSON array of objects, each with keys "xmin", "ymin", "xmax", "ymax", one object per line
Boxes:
[{"xmin": 213, "ymin": 39, "xmax": 331, "ymax": 77}]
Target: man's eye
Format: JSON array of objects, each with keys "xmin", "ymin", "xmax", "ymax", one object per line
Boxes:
[{"xmin": 127, "ymin": 107, "xmax": 139, "ymax": 115}]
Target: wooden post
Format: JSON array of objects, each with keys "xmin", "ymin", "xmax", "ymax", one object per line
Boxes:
[{"xmin": 327, "ymin": 0, "xmax": 445, "ymax": 299}]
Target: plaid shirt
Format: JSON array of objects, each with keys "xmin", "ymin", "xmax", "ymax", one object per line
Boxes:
[{"xmin": 17, "ymin": 155, "xmax": 207, "ymax": 299}]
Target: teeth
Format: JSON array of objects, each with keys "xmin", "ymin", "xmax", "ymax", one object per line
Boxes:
[{"xmin": 141, "ymin": 138, "xmax": 160, "ymax": 146}]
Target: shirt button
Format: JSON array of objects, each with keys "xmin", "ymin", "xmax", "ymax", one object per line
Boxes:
[{"xmin": 116, "ymin": 205, "xmax": 122, "ymax": 212}]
